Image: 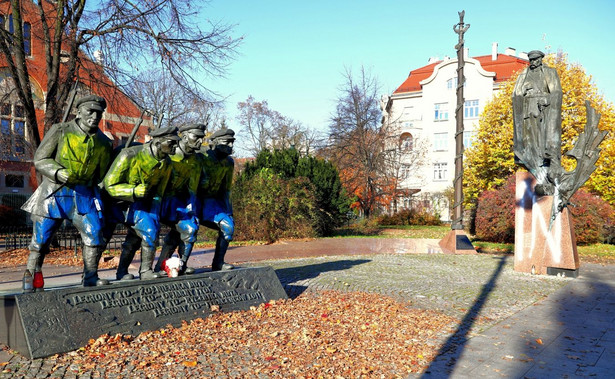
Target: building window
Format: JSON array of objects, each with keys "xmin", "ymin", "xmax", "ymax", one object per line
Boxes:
[
  {"xmin": 23, "ymin": 22, "xmax": 31, "ymax": 56},
  {"xmin": 447, "ymin": 77, "xmax": 465, "ymax": 90},
  {"xmin": 433, "ymin": 132, "xmax": 448, "ymax": 151},
  {"xmin": 400, "ymin": 133, "xmax": 413, "ymax": 151},
  {"xmin": 463, "ymin": 131, "xmax": 476, "ymax": 148},
  {"xmin": 434, "ymin": 103, "xmax": 448, "ymax": 121},
  {"xmin": 433, "ymin": 163, "xmax": 447, "ymax": 181},
  {"xmin": 1, "ymin": 102, "xmax": 27, "ymax": 158},
  {"xmin": 447, "ymin": 77, "xmax": 457, "ymax": 90},
  {"xmin": 5, "ymin": 174, "xmax": 24, "ymax": 188},
  {"xmin": 401, "ymin": 164, "xmax": 411, "ymax": 179},
  {"xmin": 2, "ymin": 15, "xmax": 32, "ymax": 56},
  {"xmin": 464, "ymin": 100, "xmax": 479, "ymax": 118}
]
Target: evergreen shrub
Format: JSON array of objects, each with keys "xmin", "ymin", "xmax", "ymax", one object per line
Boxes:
[{"xmin": 232, "ymin": 149, "xmax": 351, "ymax": 242}]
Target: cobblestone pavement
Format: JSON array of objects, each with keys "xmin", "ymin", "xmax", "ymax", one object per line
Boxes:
[
  {"xmin": 244, "ymin": 254, "xmax": 570, "ymax": 334},
  {"xmin": 1, "ymin": 250, "xmax": 585, "ymax": 378}
]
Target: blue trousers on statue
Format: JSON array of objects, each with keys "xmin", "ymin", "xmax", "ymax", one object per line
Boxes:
[
  {"xmin": 155, "ymin": 196, "xmax": 200, "ymax": 272},
  {"xmin": 27, "ymin": 185, "xmax": 105, "ymax": 272},
  {"xmin": 104, "ymin": 199, "xmax": 162, "ymax": 279},
  {"xmin": 199, "ymin": 197, "xmax": 234, "ymax": 271},
  {"xmin": 200, "ymin": 197, "xmax": 234, "ymax": 241}
]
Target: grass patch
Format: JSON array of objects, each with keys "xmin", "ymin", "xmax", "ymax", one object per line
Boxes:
[
  {"xmin": 577, "ymin": 244, "xmax": 615, "ymax": 264},
  {"xmin": 331, "ymin": 224, "xmax": 450, "ymax": 239},
  {"xmin": 470, "ymin": 241, "xmax": 615, "ymax": 264},
  {"xmin": 472, "ymin": 241, "xmax": 514, "ymax": 255}
]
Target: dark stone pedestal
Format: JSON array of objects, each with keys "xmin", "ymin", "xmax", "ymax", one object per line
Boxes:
[
  {"xmin": 439, "ymin": 229, "xmax": 476, "ymax": 255},
  {"xmin": 0, "ymin": 267, "xmax": 287, "ymax": 359}
]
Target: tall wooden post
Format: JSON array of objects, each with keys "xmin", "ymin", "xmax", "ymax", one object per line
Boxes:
[{"xmin": 439, "ymin": 11, "xmax": 476, "ymax": 254}]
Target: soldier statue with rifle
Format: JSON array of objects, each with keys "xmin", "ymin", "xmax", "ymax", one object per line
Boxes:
[
  {"xmin": 155, "ymin": 123, "xmax": 207, "ymax": 276},
  {"xmin": 198, "ymin": 128, "xmax": 236, "ymax": 272},
  {"xmin": 21, "ymin": 95, "xmax": 113, "ymax": 292},
  {"xmin": 103, "ymin": 126, "xmax": 180, "ymax": 281}
]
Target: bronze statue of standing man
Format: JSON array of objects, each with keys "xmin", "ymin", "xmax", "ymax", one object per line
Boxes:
[{"xmin": 512, "ymin": 50, "xmax": 563, "ymax": 195}]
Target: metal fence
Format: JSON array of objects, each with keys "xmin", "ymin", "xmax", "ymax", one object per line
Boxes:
[
  {"xmin": 0, "ymin": 224, "xmax": 84, "ymax": 253},
  {"xmin": 0, "ymin": 193, "xmax": 30, "ymax": 226},
  {"xmin": 0, "ymin": 225, "xmax": 32, "ymax": 251},
  {"xmin": 0, "ymin": 224, "xmax": 172, "ymax": 253}
]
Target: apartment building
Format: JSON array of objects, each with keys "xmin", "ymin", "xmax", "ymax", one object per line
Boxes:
[{"xmin": 383, "ymin": 43, "xmax": 528, "ymax": 219}]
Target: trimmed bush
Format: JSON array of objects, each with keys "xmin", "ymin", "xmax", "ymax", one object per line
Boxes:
[
  {"xmin": 568, "ymin": 190, "xmax": 615, "ymax": 245},
  {"xmin": 232, "ymin": 169, "xmax": 319, "ymax": 243},
  {"xmin": 474, "ymin": 175, "xmax": 516, "ymax": 243},
  {"xmin": 376, "ymin": 208, "xmax": 442, "ymax": 226},
  {"xmin": 234, "ymin": 149, "xmax": 351, "ymax": 241}
]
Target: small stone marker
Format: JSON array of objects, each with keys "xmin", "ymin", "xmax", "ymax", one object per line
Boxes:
[
  {"xmin": 439, "ymin": 229, "xmax": 476, "ymax": 254},
  {"xmin": 0, "ymin": 267, "xmax": 287, "ymax": 359}
]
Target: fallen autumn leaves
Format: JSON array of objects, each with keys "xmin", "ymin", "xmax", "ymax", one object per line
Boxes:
[
  {"xmin": 0, "ymin": 248, "xmax": 116, "ymax": 269},
  {"xmin": 50, "ymin": 290, "xmax": 458, "ymax": 377}
]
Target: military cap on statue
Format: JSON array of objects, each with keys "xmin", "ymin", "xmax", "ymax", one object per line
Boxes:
[
  {"xmin": 527, "ymin": 50, "xmax": 545, "ymax": 59},
  {"xmin": 209, "ymin": 128, "xmax": 235, "ymax": 141},
  {"xmin": 75, "ymin": 95, "xmax": 107, "ymax": 111},
  {"xmin": 178, "ymin": 123, "xmax": 206, "ymax": 137},
  {"xmin": 149, "ymin": 126, "xmax": 180, "ymax": 140}
]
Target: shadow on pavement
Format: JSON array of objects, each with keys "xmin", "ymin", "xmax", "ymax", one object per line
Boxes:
[
  {"xmin": 518, "ymin": 267, "xmax": 615, "ymax": 378},
  {"xmin": 422, "ymin": 255, "xmax": 509, "ymax": 377},
  {"xmin": 273, "ymin": 259, "xmax": 371, "ymax": 299}
]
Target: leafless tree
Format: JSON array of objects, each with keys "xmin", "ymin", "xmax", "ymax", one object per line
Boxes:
[
  {"xmin": 325, "ymin": 66, "xmax": 386, "ymax": 218},
  {"xmin": 0, "ymin": 0, "xmax": 241, "ymax": 148},
  {"xmin": 125, "ymin": 69, "xmax": 224, "ymax": 130},
  {"xmin": 380, "ymin": 125, "xmax": 429, "ymax": 214},
  {"xmin": 236, "ymin": 96, "xmax": 321, "ymax": 157}
]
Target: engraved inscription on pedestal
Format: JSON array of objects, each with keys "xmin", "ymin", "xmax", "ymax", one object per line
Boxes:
[{"xmin": 4, "ymin": 267, "xmax": 287, "ymax": 359}]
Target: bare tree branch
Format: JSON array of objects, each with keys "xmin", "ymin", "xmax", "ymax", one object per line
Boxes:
[
  {"xmin": 0, "ymin": 0, "xmax": 241, "ymax": 148},
  {"xmin": 236, "ymin": 96, "xmax": 322, "ymax": 157}
]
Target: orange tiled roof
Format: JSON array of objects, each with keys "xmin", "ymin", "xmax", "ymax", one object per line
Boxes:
[
  {"xmin": 393, "ymin": 61, "xmax": 442, "ymax": 94},
  {"xmin": 393, "ymin": 54, "xmax": 529, "ymax": 94}
]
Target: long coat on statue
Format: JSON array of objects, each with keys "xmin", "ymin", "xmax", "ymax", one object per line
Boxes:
[{"xmin": 512, "ymin": 65, "xmax": 562, "ymax": 168}]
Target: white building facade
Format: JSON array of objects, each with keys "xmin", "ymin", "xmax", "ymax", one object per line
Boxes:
[{"xmin": 383, "ymin": 44, "xmax": 528, "ymax": 220}]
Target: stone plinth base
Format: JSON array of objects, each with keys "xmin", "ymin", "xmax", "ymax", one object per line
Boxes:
[
  {"xmin": 439, "ymin": 229, "xmax": 476, "ymax": 255},
  {"xmin": 0, "ymin": 267, "xmax": 287, "ymax": 359},
  {"xmin": 514, "ymin": 172, "xmax": 579, "ymax": 275}
]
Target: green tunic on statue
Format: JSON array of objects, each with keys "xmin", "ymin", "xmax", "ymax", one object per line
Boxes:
[
  {"xmin": 199, "ymin": 149, "xmax": 234, "ymax": 199},
  {"xmin": 198, "ymin": 148, "xmax": 234, "ymax": 218},
  {"xmin": 103, "ymin": 143, "xmax": 172, "ymax": 203},
  {"xmin": 21, "ymin": 120, "xmax": 112, "ymax": 217},
  {"xmin": 166, "ymin": 146, "xmax": 204, "ymax": 199}
]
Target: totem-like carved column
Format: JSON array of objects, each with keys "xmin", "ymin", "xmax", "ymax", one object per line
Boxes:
[{"xmin": 439, "ymin": 10, "xmax": 476, "ymax": 254}]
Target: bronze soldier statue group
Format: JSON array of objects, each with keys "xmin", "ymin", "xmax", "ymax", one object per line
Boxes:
[{"xmin": 21, "ymin": 95, "xmax": 236, "ymax": 292}]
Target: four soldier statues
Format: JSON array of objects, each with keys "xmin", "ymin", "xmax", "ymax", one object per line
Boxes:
[{"xmin": 21, "ymin": 95, "xmax": 236, "ymax": 292}]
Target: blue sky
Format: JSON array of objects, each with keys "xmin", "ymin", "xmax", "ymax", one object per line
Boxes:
[{"xmin": 204, "ymin": 0, "xmax": 615, "ymax": 141}]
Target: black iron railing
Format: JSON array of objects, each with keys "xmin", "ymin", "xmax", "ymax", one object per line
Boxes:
[{"xmin": 0, "ymin": 224, "xmax": 172, "ymax": 253}]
